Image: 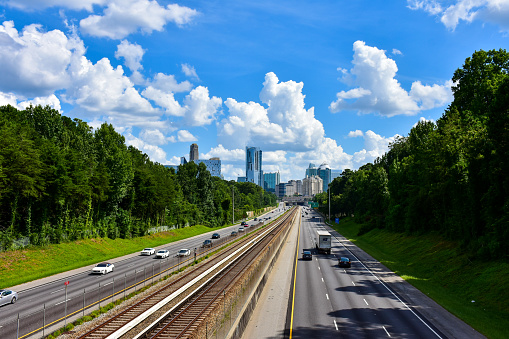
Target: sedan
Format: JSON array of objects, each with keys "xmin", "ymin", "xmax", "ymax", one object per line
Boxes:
[
  {"xmin": 302, "ymin": 251, "xmax": 312, "ymax": 260},
  {"xmin": 156, "ymin": 250, "xmax": 170, "ymax": 259},
  {"xmin": 177, "ymin": 249, "xmax": 191, "ymax": 257},
  {"xmin": 338, "ymin": 257, "xmax": 351, "ymax": 268},
  {"xmin": 238, "ymin": 227, "xmax": 244, "ymax": 232},
  {"xmin": 92, "ymin": 262, "xmax": 114, "ymax": 274},
  {"xmin": 231, "ymin": 231, "xmax": 238, "ymax": 236},
  {"xmin": 202, "ymin": 239, "xmax": 213, "ymax": 248},
  {"xmin": 0, "ymin": 289, "xmax": 18, "ymax": 306},
  {"xmin": 140, "ymin": 247, "xmax": 155, "ymax": 256},
  {"xmin": 212, "ymin": 233, "xmax": 220, "ymax": 239}
]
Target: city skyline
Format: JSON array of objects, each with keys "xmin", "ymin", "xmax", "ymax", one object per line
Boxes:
[{"xmin": 0, "ymin": 1, "xmax": 507, "ymax": 182}]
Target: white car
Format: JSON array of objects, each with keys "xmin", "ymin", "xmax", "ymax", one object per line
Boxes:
[
  {"xmin": 156, "ymin": 250, "xmax": 170, "ymax": 258},
  {"xmin": 177, "ymin": 249, "xmax": 191, "ymax": 257},
  {"xmin": 92, "ymin": 262, "xmax": 114, "ymax": 274},
  {"xmin": 238, "ymin": 227, "xmax": 244, "ymax": 232},
  {"xmin": 141, "ymin": 247, "xmax": 156, "ymax": 256}
]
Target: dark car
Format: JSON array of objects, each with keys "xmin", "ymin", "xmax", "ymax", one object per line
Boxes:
[
  {"xmin": 231, "ymin": 231, "xmax": 238, "ymax": 236},
  {"xmin": 241, "ymin": 221, "xmax": 247, "ymax": 226},
  {"xmin": 302, "ymin": 251, "xmax": 312, "ymax": 260},
  {"xmin": 202, "ymin": 239, "xmax": 213, "ymax": 248},
  {"xmin": 338, "ymin": 257, "xmax": 351, "ymax": 268},
  {"xmin": 212, "ymin": 233, "xmax": 220, "ymax": 239}
]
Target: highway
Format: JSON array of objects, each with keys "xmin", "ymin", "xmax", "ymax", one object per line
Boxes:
[
  {"xmin": 290, "ymin": 207, "xmax": 444, "ymax": 338},
  {"xmin": 0, "ymin": 204, "xmax": 288, "ymax": 339}
]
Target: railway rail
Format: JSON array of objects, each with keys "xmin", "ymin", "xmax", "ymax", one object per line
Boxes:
[{"xmin": 78, "ymin": 207, "xmax": 298, "ymax": 339}]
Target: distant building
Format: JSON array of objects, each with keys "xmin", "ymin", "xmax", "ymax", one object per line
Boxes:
[
  {"xmin": 264, "ymin": 172, "xmax": 280, "ymax": 192},
  {"xmin": 166, "ymin": 144, "xmax": 222, "ymax": 178},
  {"xmin": 303, "ymin": 175, "xmax": 323, "ymax": 196},
  {"xmin": 237, "ymin": 177, "xmax": 247, "ymax": 183},
  {"xmin": 331, "ymin": 170, "xmax": 342, "ymax": 181},
  {"xmin": 306, "ymin": 163, "xmax": 331, "ymax": 192},
  {"xmin": 189, "ymin": 143, "xmax": 199, "ymax": 161},
  {"xmin": 246, "ymin": 146, "xmax": 263, "ymax": 187},
  {"xmin": 194, "ymin": 159, "xmax": 222, "ymax": 177},
  {"xmin": 287, "ymin": 179, "xmax": 302, "ymax": 196},
  {"xmin": 276, "ymin": 183, "xmax": 286, "ymax": 198}
]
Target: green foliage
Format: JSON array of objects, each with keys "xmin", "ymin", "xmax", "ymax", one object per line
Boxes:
[
  {"xmin": 323, "ymin": 48, "xmax": 509, "ymax": 261},
  {"xmin": 332, "ymin": 218, "xmax": 509, "ymax": 338},
  {"xmin": 0, "ymin": 105, "xmax": 277, "ymax": 250}
]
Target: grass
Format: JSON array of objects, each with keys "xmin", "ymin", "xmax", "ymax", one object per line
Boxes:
[
  {"xmin": 330, "ymin": 218, "xmax": 509, "ymax": 339},
  {"xmin": 0, "ymin": 224, "xmax": 218, "ymax": 288}
]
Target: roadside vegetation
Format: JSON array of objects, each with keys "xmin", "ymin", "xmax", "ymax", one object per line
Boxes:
[
  {"xmin": 330, "ymin": 218, "xmax": 509, "ymax": 339},
  {"xmin": 1, "ymin": 223, "xmax": 225, "ymax": 288},
  {"xmin": 0, "ymin": 104, "xmax": 277, "ymax": 251},
  {"xmin": 316, "ymin": 49, "xmax": 509, "ymax": 263}
]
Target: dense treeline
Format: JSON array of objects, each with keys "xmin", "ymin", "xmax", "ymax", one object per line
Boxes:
[
  {"xmin": 316, "ymin": 49, "xmax": 509, "ymax": 260},
  {"xmin": 0, "ymin": 105, "xmax": 276, "ymax": 249}
]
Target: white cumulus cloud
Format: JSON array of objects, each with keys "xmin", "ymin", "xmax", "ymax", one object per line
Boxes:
[
  {"xmin": 0, "ymin": 20, "xmax": 85, "ymax": 98},
  {"xmin": 177, "ymin": 129, "xmax": 197, "ymax": 142},
  {"xmin": 182, "ymin": 86, "xmax": 222, "ymax": 126},
  {"xmin": 329, "ymin": 41, "xmax": 452, "ymax": 117},
  {"xmin": 219, "ymin": 72, "xmax": 324, "ymax": 152},
  {"xmin": 182, "ymin": 63, "xmax": 200, "ymax": 80},
  {"xmin": 80, "ymin": 0, "xmax": 198, "ymax": 39},
  {"xmin": 407, "ymin": 0, "xmax": 509, "ymax": 33}
]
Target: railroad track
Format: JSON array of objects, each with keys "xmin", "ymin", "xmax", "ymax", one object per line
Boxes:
[{"xmin": 78, "ymin": 208, "xmax": 297, "ymax": 339}]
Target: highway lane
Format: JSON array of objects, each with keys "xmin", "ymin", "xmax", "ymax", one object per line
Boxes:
[
  {"xmin": 0, "ymin": 204, "xmax": 288, "ymax": 338},
  {"xmin": 290, "ymin": 207, "xmax": 444, "ymax": 338}
]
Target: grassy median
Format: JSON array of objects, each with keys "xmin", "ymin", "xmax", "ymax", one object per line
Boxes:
[{"xmin": 330, "ymin": 218, "xmax": 509, "ymax": 339}]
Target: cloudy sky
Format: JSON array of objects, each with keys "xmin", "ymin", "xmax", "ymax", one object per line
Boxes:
[{"xmin": 1, "ymin": 0, "xmax": 508, "ymax": 182}]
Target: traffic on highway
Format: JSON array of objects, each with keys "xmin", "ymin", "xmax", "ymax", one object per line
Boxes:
[{"xmin": 0, "ymin": 204, "xmax": 289, "ymax": 339}]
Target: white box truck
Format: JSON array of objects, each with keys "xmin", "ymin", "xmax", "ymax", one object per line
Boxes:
[{"xmin": 315, "ymin": 230, "xmax": 331, "ymax": 254}]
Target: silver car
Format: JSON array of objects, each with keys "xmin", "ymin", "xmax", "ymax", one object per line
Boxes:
[{"xmin": 0, "ymin": 289, "xmax": 18, "ymax": 306}]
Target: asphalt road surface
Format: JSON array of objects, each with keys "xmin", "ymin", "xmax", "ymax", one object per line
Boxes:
[
  {"xmin": 0, "ymin": 204, "xmax": 288, "ymax": 339},
  {"xmin": 290, "ymin": 207, "xmax": 445, "ymax": 339}
]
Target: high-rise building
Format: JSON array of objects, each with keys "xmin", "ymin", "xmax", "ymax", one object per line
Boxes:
[
  {"xmin": 189, "ymin": 143, "xmax": 199, "ymax": 161},
  {"xmin": 264, "ymin": 172, "xmax": 280, "ymax": 192},
  {"xmin": 305, "ymin": 163, "xmax": 331, "ymax": 192},
  {"xmin": 303, "ymin": 175, "xmax": 323, "ymax": 196},
  {"xmin": 287, "ymin": 179, "xmax": 302, "ymax": 195},
  {"xmin": 166, "ymin": 144, "xmax": 222, "ymax": 178},
  {"xmin": 246, "ymin": 146, "xmax": 263, "ymax": 187}
]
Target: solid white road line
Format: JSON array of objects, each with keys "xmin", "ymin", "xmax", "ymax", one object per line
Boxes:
[
  {"xmin": 322, "ymin": 278, "xmax": 324, "ymax": 282},
  {"xmin": 326, "ymin": 293, "xmax": 329, "ymax": 300},
  {"xmin": 383, "ymin": 326, "xmax": 391, "ymax": 337},
  {"xmin": 334, "ymin": 320, "xmax": 338, "ymax": 330},
  {"xmin": 352, "ymin": 281, "xmax": 355, "ymax": 286},
  {"xmin": 364, "ymin": 298, "xmax": 369, "ymax": 306},
  {"xmin": 335, "ymin": 238, "xmax": 443, "ymax": 338}
]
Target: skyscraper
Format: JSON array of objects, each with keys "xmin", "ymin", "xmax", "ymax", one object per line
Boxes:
[
  {"xmin": 246, "ymin": 146, "xmax": 263, "ymax": 187},
  {"xmin": 305, "ymin": 163, "xmax": 331, "ymax": 192},
  {"xmin": 189, "ymin": 143, "xmax": 199, "ymax": 161},
  {"xmin": 264, "ymin": 171, "xmax": 280, "ymax": 192}
]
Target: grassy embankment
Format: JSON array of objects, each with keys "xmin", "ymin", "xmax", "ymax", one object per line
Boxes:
[
  {"xmin": 330, "ymin": 218, "xmax": 509, "ymax": 339},
  {"xmin": 0, "ymin": 225, "xmax": 216, "ymax": 288}
]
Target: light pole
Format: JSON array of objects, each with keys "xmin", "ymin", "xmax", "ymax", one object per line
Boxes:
[
  {"xmin": 328, "ymin": 185, "xmax": 331, "ymax": 222},
  {"xmin": 232, "ymin": 186, "xmax": 235, "ymax": 224}
]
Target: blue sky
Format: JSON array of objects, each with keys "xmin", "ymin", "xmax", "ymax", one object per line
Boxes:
[{"xmin": 1, "ymin": 0, "xmax": 508, "ymax": 182}]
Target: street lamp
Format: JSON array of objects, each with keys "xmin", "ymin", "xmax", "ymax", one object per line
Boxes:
[{"xmin": 328, "ymin": 185, "xmax": 331, "ymax": 222}]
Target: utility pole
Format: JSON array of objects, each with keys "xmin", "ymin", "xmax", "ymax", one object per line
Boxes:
[{"xmin": 232, "ymin": 186, "xmax": 234, "ymax": 224}]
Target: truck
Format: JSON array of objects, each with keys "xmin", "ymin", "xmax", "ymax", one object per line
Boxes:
[{"xmin": 315, "ymin": 230, "xmax": 331, "ymax": 254}]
